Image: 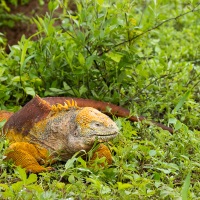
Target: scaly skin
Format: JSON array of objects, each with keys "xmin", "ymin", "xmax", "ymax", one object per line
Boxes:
[{"xmin": 1, "ymin": 96, "xmax": 119, "ymax": 173}]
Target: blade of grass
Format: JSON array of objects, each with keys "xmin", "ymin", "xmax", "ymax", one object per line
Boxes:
[
  {"xmin": 181, "ymin": 172, "xmax": 191, "ymax": 200},
  {"xmin": 172, "ymin": 91, "xmax": 190, "ymax": 114}
]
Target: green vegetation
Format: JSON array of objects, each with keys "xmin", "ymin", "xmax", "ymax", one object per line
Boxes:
[
  {"xmin": 0, "ymin": 0, "xmax": 200, "ymax": 199},
  {"xmin": 0, "ymin": 0, "xmax": 44, "ymax": 28}
]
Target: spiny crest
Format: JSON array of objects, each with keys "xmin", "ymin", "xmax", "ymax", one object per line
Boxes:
[{"xmin": 51, "ymin": 99, "xmax": 79, "ymax": 112}]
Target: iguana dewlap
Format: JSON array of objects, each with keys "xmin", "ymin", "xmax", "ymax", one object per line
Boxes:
[{"xmin": 1, "ymin": 96, "xmax": 119, "ymax": 173}]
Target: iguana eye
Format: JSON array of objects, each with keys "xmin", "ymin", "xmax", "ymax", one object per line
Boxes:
[
  {"xmin": 73, "ymin": 125, "xmax": 79, "ymax": 136},
  {"xmin": 94, "ymin": 122, "xmax": 102, "ymax": 127}
]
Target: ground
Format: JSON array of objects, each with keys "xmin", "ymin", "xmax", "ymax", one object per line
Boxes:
[{"xmin": 0, "ymin": 0, "xmax": 76, "ymax": 52}]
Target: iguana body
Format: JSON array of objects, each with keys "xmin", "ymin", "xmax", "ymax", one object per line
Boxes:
[
  {"xmin": 1, "ymin": 95, "xmax": 173, "ymax": 173},
  {"xmin": 1, "ymin": 96, "xmax": 118, "ymax": 173}
]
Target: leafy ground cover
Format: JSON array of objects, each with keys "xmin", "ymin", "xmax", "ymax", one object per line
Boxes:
[{"xmin": 0, "ymin": 0, "xmax": 200, "ymax": 199}]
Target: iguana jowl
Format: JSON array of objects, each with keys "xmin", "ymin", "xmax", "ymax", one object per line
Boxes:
[{"xmin": 1, "ymin": 96, "xmax": 119, "ymax": 173}]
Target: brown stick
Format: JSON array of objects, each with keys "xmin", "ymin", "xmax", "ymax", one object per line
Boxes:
[{"xmin": 44, "ymin": 97, "xmax": 173, "ymax": 133}]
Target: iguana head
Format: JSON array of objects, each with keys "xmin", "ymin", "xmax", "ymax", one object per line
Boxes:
[
  {"xmin": 62, "ymin": 107, "xmax": 119, "ymax": 158},
  {"xmin": 76, "ymin": 107, "xmax": 118, "ymax": 141}
]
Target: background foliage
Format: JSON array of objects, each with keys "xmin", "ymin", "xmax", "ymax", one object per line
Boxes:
[
  {"xmin": 0, "ymin": 0, "xmax": 200, "ymax": 199},
  {"xmin": 0, "ymin": 0, "xmax": 44, "ymax": 28}
]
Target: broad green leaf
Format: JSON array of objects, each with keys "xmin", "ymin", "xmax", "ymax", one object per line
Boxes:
[
  {"xmin": 117, "ymin": 182, "xmax": 133, "ymax": 190},
  {"xmin": 174, "ymin": 120, "xmax": 183, "ymax": 131},
  {"xmin": 106, "ymin": 52, "xmax": 123, "ymax": 63},
  {"xmin": 168, "ymin": 118, "xmax": 177, "ymax": 125},
  {"xmin": 64, "ymin": 152, "xmax": 80, "ymax": 170},
  {"xmin": 26, "ymin": 184, "xmax": 44, "ymax": 193},
  {"xmin": 24, "ymin": 87, "xmax": 36, "ymax": 97},
  {"xmin": 85, "ymin": 55, "xmax": 96, "ymax": 70},
  {"xmin": 149, "ymin": 150, "xmax": 156, "ymax": 157},
  {"xmin": 10, "ymin": 181, "xmax": 23, "ymax": 192},
  {"xmin": 63, "ymin": 82, "xmax": 71, "ymax": 90},
  {"xmin": 65, "ymin": 157, "xmax": 76, "ymax": 170},
  {"xmin": 79, "ymin": 85, "xmax": 87, "ymax": 95},
  {"xmin": 12, "ymin": 76, "xmax": 27, "ymax": 82},
  {"xmin": 26, "ymin": 173, "xmax": 37, "ymax": 185},
  {"xmin": 77, "ymin": 157, "xmax": 87, "ymax": 168},
  {"xmin": 68, "ymin": 174, "xmax": 75, "ymax": 183}
]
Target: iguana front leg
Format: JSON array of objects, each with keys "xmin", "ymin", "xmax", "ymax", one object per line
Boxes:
[
  {"xmin": 90, "ymin": 144, "xmax": 112, "ymax": 166},
  {"xmin": 5, "ymin": 142, "xmax": 53, "ymax": 173},
  {"xmin": 5, "ymin": 142, "xmax": 112, "ymax": 172}
]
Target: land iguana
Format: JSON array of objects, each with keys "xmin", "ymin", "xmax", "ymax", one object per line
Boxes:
[
  {"xmin": 0, "ymin": 95, "xmax": 173, "ymax": 173},
  {"xmin": 0, "ymin": 96, "xmax": 119, "ymax": 173}
]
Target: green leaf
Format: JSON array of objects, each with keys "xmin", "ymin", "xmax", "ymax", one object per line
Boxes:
[
  {"xmin": 26, "ymin": 184, "xmax": 43, "ymax": 193},
  {"xmin": 77, "ymin": 156, "xmax": 87, "ymax": 168},
  {"xmin": 64, "ymin": 152, "xmax": 80, "ymax": 170},
  {"xmin": 149, "ymin": 150, "xmax": 156, "ymax": 157},
  {"xmin": 79, "ymin": 85, "xmax": 87, "ymax": 95},
  {"xmin": 63, "ymin": 82, "xmax": 71, "ymax": 90},
  {"xmin": 85, "ymin": 55, "xmax": 96, "ymax": 70},
  {"xmin": 16, "ymin": 167, "xmax": 27, "ymax": 183},
  {"xmin": 68, "ymin": 174, "xmax": 75, "ymax": 183},
  {"xmin": 24, "ymin": 87, "xmax": 36, "ymax": 97},
  {"xmin": 11, "ymin": 181, "xmax": 24, "ymax": 192},
  {"xmin": 168, "ymin": 118, "xmax": 177, "ymax": 125},
  {"xmin": 78, "ymin": 53, "xmax": 85, "ymax": 65},
  {"xmin": 174, "ymin": 120, "xmax": 183, "ymax": 131},
  {"xmin": 97, "ymin": 0, "xmax": 104, "ymax": 5},
  {"xmin": 26, "ymin": 173, "xmax": 37, "ymax": 185},
  {"xmin": 20, "ymin": 39, "xmax": 29, "ymax": 69},
  {"xmin": 172, "ymin": 91, "xmax": 190, "ymax": 114},
  {"xmin": 56, "ymin": 181, "xmax": 65, "ymax": 189},
  {"xmin": 0, "ymin": 183, "xmax": 9, "ymax": 190},
  {"xmin": 106, "ymin": 52, "xmax": 123, "ymax": 63},
  {"xmin": 117, "ymin": 182, "xmax": 133, "ymax": 190},
  {"xmin": 0, "ymin": 119, "xmax": 6, "ymax": 129},
  {"xmin": 48, "ymin": 1, "xmax": 59, "ymax": 12},
  {"xmin": 0, "ymin": 67, "xmax": 5, "ymax": 76},
  {"xmin": 181, "ymin": 172, "xmax": 191, "ymax": 200},
  {"xmin": 49, "ymin": 88, "xmax": 66, "ymax": 94}
]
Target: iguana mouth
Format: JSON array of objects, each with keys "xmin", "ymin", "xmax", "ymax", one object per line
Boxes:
[
  {"xmin": 97, "ymin": 133, "xmax": 118, "ymax": 136},
  {"xmin": 95, "ymin": 132, "xmax": 118, "ymax": 141}
]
